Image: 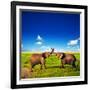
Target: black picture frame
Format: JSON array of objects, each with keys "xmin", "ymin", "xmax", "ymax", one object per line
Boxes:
[{"xmin": 11, "ymin": 1, "xmax": 88, "ymax": 89}]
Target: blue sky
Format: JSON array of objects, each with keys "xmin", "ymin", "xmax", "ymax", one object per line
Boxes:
[{"xmin": 21, "ymin": 11, "xmax": 80, "ymax": 52}]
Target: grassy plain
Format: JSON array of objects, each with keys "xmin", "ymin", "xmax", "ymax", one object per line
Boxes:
[{"xmin": 21, "ymin": 52, "xmax": 80, "ymax": 78}]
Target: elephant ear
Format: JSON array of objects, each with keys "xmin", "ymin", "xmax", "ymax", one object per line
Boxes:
[
  {"xmin": 60, "ymin": 53, "xmax": 65, "ymax": 59},
  {"xmin": 42, "ymin": 53, "xmax": 46, "ymax": 59}
]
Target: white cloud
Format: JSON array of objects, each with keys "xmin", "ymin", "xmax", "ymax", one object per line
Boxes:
[
  {"xmin": 36, "ymin": 41, "xmax": 42, "ymax": 45},
  {"xmin": 54, "ymin": 48, "xmax": 59, "ymax": 52},
  {"xmin": 36, "ymin": 35, "xmax": 43, "ymax": 45},
  {"xmin": 54, "ymin": 48, "xmax": 65, "ymax": 52},
  {"xmin": 35, "ymin": 35, "xmax": 43, "ymax": 45},
  {"xmin": 37, "ymin": 35, "xmax": 42, "ymax": 41},
  {"xmin": 68, "ymin": 40, "xmax": 78, "ymax": 46},
  {"xmin": 61, "ymin": 49, "xmax": 65, "ymax": 52},
  {"xmin": 40, "ymin": 45, "xmax": 51, "ymax": 51},
  {"xmin": 40, "ymin": 46, "xmax": 50, "ymax": 49},
  {"xmin": 67, "ymin": 37, "xmax": 80, "ymax": 46}
]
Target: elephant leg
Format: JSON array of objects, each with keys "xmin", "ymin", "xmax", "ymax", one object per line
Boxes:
[
  {"xmin": 60, "ymin": 59, "xmax": 65, "ymax": 68},
  {"xmin": 30, "ymin": 64, "xmax": 35, "ymax": 72},
  {"xmin": 44, "ymin": 63, "xmax": 46, "ymax": 69},
  {"xmin": 40, "ymin": 64, "xmax": 43, "ymax": 70},
  {"xmin": 41, "ymin": 58, "xmax": 46, "ymax": 69},
  {"xmin": 72, "ymin": 61, "xmax": 76, "ymax": 68}
]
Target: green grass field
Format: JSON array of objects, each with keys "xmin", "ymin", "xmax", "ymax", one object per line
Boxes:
[{"xmin": 21, "ymin": 52, "xmax": 80, "ymax": 79}]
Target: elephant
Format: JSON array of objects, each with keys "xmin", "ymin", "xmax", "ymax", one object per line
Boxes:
[
  {"xmin": 55, "ymin": 52, "xmax": 76, "ymax": 68},
  {"xmin": 30, "ymin": 48, "xmax": 54, "ymax": 72}
]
